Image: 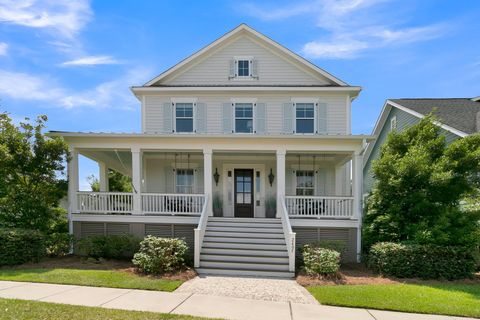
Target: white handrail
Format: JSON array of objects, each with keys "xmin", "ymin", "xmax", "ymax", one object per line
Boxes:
[
  {"xmin": 142, "ymin": 193, "xmax": 205, "ymax": 215},
  {"xmin": 285, "ymin": 195, "xmax": 354, "ymax": 218},
  {"xmin": 279, "ymin": 195, "xmax": 296, "ymax": 272},
  {"xmin": 76, "ymin": 192, "xmax": 133, "ymax": 213},
  {"xmin": 194, "ymin": 194, "xmax": 209, "ymax": 268}
]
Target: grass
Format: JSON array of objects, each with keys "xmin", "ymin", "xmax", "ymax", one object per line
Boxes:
[
  {"xmin": 308, "ymin": 283, "xmax": 480, "ymax": 318},
  {"xmin": 0, "ymin": 298, "xmax": 213, "ymax": 320},
  {"xmin": 0, "ymin": 268, "xmax": 183, "ymax": 292}
]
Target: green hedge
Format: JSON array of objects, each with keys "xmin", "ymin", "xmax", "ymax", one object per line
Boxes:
[
  {"xmin": 367, "ymin": 242, "xmax": 476, "ymax": 280},
  {"xmin": 0, "ymin": 228, "xmax": 46, "ymax": 265},
  {"xmin": 77, "ymin": 235, "xmax": 140, "ymax": 260},
  {"xmin": 302, "ymin": 244, "xmax": 340, "ymax": 275}
]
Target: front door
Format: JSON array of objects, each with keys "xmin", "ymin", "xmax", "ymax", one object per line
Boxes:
[{"xmin": 234, "ymin": 169, "xmax": 254, "ymax": 218}]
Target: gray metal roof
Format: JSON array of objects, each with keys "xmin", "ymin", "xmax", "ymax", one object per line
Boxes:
[{"xmin": 390, "ymin": 98, "xmax": 480, "ymax": 134}]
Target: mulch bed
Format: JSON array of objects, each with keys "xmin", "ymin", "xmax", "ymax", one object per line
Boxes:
[{"xmin": 296, "ymin": 263, "xmax": 480, "ymax": 286}]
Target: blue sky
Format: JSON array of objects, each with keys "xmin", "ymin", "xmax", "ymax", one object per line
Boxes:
[{"xmin": 1, "ymin": 0, "xmax": 479, "ymax": 189}]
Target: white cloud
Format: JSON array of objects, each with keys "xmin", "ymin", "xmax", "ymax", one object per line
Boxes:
[
  {"xmin": 0, "ymin": 42, "xmax": 7, "ymax": 55},
  {"xmin": 0, "ymin": 0, "xmax": 92, "ymax": 38},
  {"xmin": 303, "ymin": 39, "xmax": 369, "ymax": 59},
  {"xmin": 61, "ymin": 55, "xmax": 122, "ymax": 66}
]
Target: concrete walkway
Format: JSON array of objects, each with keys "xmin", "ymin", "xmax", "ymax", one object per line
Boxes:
[{"xmin": 0, "ymin": 280, "xmax": 474, "ymax": 320}]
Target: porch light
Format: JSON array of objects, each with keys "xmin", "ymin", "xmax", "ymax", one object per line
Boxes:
[
  {"xmin": 268, "ymin": 168, "xmax": 275, "ymax": 186},
  {"xmin": 213, "ymin": 168, "xmax": 220, "ymax": 186}
]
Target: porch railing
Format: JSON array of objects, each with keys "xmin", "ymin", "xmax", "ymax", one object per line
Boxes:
[
  {"xmin": 77, "ymin": 192, "xmax": 133, "ymax": 213},
  {"xmin": 279, "ymin": 195, "xmax": 296, "ymax": 272},
  {"xmin": 194, "ymin": 194, "xmax": 209, "ymax": 268},
  {"xmin": 142, "ymin": 193, "xmax": 206, "ymax": 215},
  {"xmin": 285, "ymin": 195, "xmax": 354, "ymax": 218}
]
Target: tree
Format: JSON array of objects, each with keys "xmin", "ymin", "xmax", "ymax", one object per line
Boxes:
[
  {"xmin": 87, "ymin": 169, "xmax": 132, "ymax": 192},
  {"xmin": 364, "ymin": 116, "xmax": 480, "ymax": 249},
  {"xmin": 0, "ymin": 113, "xmax": 69, "ymax": 232}
]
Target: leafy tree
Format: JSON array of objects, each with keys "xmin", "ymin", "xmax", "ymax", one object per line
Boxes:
[
  {"xmin": 0, "ymin": 113, "xmax": 69, "ymax": 232},
  {"xmin": 364, "ymin": 116, "xmax": 480, "ymax": 250},
  {"xmin": 87, "ymin": 169, "xmax": 132, "ymax": 192}
]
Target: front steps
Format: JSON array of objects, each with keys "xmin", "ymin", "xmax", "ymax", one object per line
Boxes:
[{"xmin": 197, "ymin": 217, "xmax": 294, "ymax": 278}]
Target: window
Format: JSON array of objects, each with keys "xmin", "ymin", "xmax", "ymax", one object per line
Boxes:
[
  {"xmin": 296, "ymin": 170, "xmax": 314, "ymax": 196},
  {"xmin": 176, "ymin": 169, "xmax": 194, "ymax": 193},
  {"xmin": 390, "ymin": 116, "xmax": 397, "ymax": 131},
  {"xmin": 296, "ymin": 103, "xmax": 315, "ymax": 134},
  {"xmin": 238, "ymin": 60, "xmax": 250, "ymax": 77},
  {"xmin": 235, "ymin": 103, "xmax": 253, "ymax": 133},
  {"xmin": 175, "ymin": 103, "xmax": 194, "ymax": 133}
]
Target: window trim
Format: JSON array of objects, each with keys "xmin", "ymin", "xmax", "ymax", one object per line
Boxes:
[
  {"xmin": 293, "ymin": 101, "xmax": 316, "ymax": 135},
  {"xmin": 233, "ymin": 102, "xmax": 255, "ymax": 134},
  {"xmin": 233, "ymin": 56, "xmax": 254, "ymax": 80},
  {"xmin": 172, "ymin": 100, "xmax": 195, "ymax": 133}
]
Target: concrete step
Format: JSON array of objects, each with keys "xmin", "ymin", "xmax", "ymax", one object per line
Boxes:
[
  {"xmin": 202, "ymin": 241, "xmax": 287, "ymax": 251},
  {"xmin": 206, "ymin": 226, "xmax": 283, "ymax": 234},
  {"xmin": 203, "ymin": 231, "xmax": 285, "ymax": 239},
  {"xmin": 201, "ymin": 247, "xmax": 289, "ymax": 257},
  {"xmin": 207, "ymin": 221, "xmax": 282, "ymax": 228},
  {"xmin": 208, "ymin": 218, "xmax": 281, "ymax": 223},
  {"xmin": 201, "ymin": 254, "xmax": 289, "ymax": 264},
  {"xmin": 200, "ymin": 261, "xmax": 289, "ymax": 271},
  {"xmin": 196, "ymin": 267, "xmax": 294, "ymax": 278},
  {"xmin": 203, "ymin": 236, "xmax": 285, "ymax": 245}
]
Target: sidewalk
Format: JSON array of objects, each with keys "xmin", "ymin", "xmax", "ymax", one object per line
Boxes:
[{"xmin": 0, "ymin": 280, "xmax": 473, "ymax": 320}]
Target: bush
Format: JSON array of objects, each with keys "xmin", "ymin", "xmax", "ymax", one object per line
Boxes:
[
  {"xmin": 132, "ymin": 236, "xmax": 188, "ymax": 275},
  {"xmin": 77, "ymin": 234, "xmax": 140, "ymax": 260},
  {"xmin": 367, "ymin": 242, "xmax": 476, "ymax": 280},
  {"xmin": 0, "ymin": 228, "xmax": 46, "ymax": 265},
  {"xmin": 45, "ymin": 233, "xmax": 73, "ymax": 257},
  {"xmin": 302, "ymin": 244, "xmax": 340, "ymax": 275}
]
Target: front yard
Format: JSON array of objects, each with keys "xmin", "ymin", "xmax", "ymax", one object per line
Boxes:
[{"xmin": 0, "ymin": 256, "xmax": 194, "ymax": 292}]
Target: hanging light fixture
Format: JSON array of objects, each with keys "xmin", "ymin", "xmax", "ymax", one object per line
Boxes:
[
  {"xmin": 268, "ymin": 168, "xmax": 275, "ymax": 186},
  {"xmin": 213, "ymin": 168, "xmax": 220, "ymax": 186}
]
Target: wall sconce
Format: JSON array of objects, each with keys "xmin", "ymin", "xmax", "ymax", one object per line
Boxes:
[
  {"xmin": 213, "ymin": 168, "xmax": 220, "ymax": 186},
  {"xmin": 268, "ymin": 168, "xmax": 275, "ymax": 186}
]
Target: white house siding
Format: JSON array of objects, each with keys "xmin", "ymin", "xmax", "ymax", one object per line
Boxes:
[
  {"xmin": 160, "ymin": 35, "xmax": 330, "ymax": 86},
  {"xmin": 143, "ymin": 93, "xmax": 349, "ymax": 135}
]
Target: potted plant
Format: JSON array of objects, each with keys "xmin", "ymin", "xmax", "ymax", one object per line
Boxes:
[
  {"xmin": 265, "ymin": 196, "xmax": 276, "ymax": 218},
  {"xmin": 213, "ymin": 193, "xmax": 223, "ymax": 217}
]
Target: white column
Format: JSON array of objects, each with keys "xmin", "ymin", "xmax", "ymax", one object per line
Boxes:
[
  {"xmin": 352, "ymin": 151, "xmax": 364, "ymax": 262},
  {"xmin": 99, "ymin": 162, "xmax": 109, "ymax": 192},
  {"xmin": 203, "ymin": 149, "xmax": 213, "ymax": 216},
  {"xmin": 276, "ymin": 149, "xmax": 286, "ymax": 214},
  {"xmin": 131, "ymin": 148, "xmax": 142, "ymax": 215},
  {"xmin": 67, "ymin": 148, "xmax": 79, "ymax": 242}
]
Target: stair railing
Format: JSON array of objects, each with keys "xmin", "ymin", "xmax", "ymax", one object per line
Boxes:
[
  {"xmin": 279, "ymin": 195, "xmax": 296, "ymax": 272},
  {"xmin": 194, "ymin": 194, "xmax": 209, "ymax": 268}
]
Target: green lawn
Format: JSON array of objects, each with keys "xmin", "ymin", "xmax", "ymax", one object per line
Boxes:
[
  {"xmin": 0, "ymin": 268, "xmax": 183, "ymax": 292},
  {"xmin": 308, "ymin": 283, "xmax": 480, "ymax": 318},
  {"xmin": 0, "ymin": 298, "xmax": 213, "ymax": 320}
]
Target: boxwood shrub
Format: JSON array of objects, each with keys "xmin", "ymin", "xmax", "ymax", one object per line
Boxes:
[
  {"xmin": 367, "ymin": 242, "xmax": 476, "ymax": 280},
  {"xmin": 302, "ymin": 244, "xmax": 341, "ymax": 275},
  {"xmin": 132, "ymin": 236, "xmax": 188, "ymax": 275},
  {"xmin": 77, "ymin": 234, "xmax": 140, "ymax": 260},
  {"xmin": 0, "ymin": 228, "xmax": 46, "ymax": 265}
]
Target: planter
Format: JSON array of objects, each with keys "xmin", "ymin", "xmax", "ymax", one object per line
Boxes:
[
  {"xmin": 213, "ymin": 208, "xmax": 223, "ymax": 217},
  {"xmin": 265, "ymin": 208, "xmax": 276, "ymax": 218}
]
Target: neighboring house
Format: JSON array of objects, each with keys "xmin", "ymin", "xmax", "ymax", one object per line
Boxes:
[
  {"xmin": 49, "ymin": 24, "xmax": 373, "ymax": 277},
  {"xmin": 364, "ymin": 97, "xmax": 480, "ymax": 195}
]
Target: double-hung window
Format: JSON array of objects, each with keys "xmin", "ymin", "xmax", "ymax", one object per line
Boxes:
[
  {"xmin": 296, "ymin": 170, "xmax": 315, "ymax": 196},
  {"xmin": 176, "ymin": 169, "xmax": 194, "ymax": 194},
  {"xmin": 235, "ymin": 103, "xmax": 253, "ymax": 133},
  {"xmin": 237, "ymin": 60, "xmax": 250, "ymax": 77},
  {"xmin": 175, "ymin": 103, "xmax": 194, "ymax": 133},
  {"xmin": 295, "ymin": 103, "xmax": 315, "ymax": 134}
]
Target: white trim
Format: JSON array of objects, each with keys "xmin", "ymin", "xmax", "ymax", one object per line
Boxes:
[
  {"xmin": 172, "ymin": 101, "xmax": 195, "ymax": 134},
  {"xmin": 233, "ymin": 101, "xmax": 255, "ymax": 134},
  {"xmin": 171, "ymin": 97, "xmax": 198, "ymax": 103},
  {"xmin": 290, "ymin": 218, "xmax": 358, "ymax": 228},
  {"xmin": 293, "ymin": 101, "xmax": 316, "ymax": 135},
  {"xmin": 230, "ymin": 97, "xmax": 257, "ymax": 104},
  {"xmin": 143, "ymin": 24, "xmax": 349, "ymax": 87},
  {"xmin": 72, "ymin": 213, "xmax": 199, "ymax": 224},
  {"xmin": 291, "ymin": 97, "xmax": 319, "ymax": 103},
  {"xmin": 141, "ymin": 96, "xmax": 146, "ymax": 134},
  {"xmin": 132, "ymin": 86, "xmax": 362, "ymax": 95}
]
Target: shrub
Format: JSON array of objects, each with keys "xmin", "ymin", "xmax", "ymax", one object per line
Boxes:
[
  {"xmin": 77, "ymin": 234, "xmax": 140, "ymax": 260},
  {"xmin": 367, "ymin": 242, "xmax": 476, "ymax": 280},
  {"xmin": 132, "ymin": 236, "xmax": 188, "ymax": 275},
  {"xmin": 45, "ymin": 232, "xmax": 73, "ymax": 257},
  {"xmin": 0, "ymin": 228, "xmax": 46, "ymax": 265},
  {"xmin": 308, "ymin": 240, "xmax": 347, "ymax": 255},
  {"xmin": 302, "ymin": 244, "xmax": 340, "ymax": 275}
]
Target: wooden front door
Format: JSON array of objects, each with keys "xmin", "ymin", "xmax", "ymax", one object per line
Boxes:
[{"xmin": 234, "ymin": 169, "xmax": 254, "ymax": 218}]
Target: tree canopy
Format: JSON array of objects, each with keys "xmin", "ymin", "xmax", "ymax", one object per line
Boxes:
[
  {"xmin": 88, "ymin": 169, "xmax": 132, "ymax": 192},
  {"xmin": 364, "ymin": 116, "xmax": 480, "ymax": 249}
]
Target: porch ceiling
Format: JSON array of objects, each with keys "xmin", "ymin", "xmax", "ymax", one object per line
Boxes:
[{"xmin": 80, "ymin": 149, "xmax": 132, "ymax": 177}]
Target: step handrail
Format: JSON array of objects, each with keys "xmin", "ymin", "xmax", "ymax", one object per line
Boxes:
[
  {"xmin": 194, "ymin": 194, "xmax": 209, "ymax": 268},
  {"xmin": 279, "ymin": 195, "xmax": 296, "ymax": 272}
]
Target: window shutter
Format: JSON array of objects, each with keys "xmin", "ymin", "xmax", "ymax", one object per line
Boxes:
[
  {"xmin": 255, "ymin": 103, "xmax": 266, "ymax": 134},
  {"xmin": 251, "ymin": 59, "xmax": 258, "ymax": 78},
  {"xmin": 282, "ymin": 102, "xmax": 294, "ymax": 133},
  {"xmin": 317, "ymin": 102, "xmax": 327, "ymax": 134},
  {"xmin": 195, "ymin": 102, "xmax": 207, "ymax": 133},
  {"xmin": 222, "ymin": 102, "xmax": 233, "ymax": 133},
  {"xmin": 229, "ymin": 60, "xmax": 236, "ymax": 78},
  {"xmin": 163, "ymin": 102, "xmax": 173, "ymax": 133}
]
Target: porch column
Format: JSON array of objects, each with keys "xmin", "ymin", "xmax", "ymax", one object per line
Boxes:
[
  {"xmin": 352, "ymin": 152, "xmax": 363, "ymax": 220},
  {"xmin": 276, "ymin": 149, "xmax": 286, "ymax": 216},
  {"xmin": 99, "ymin": 162, "xmax": 109, "ymax": 192},
  {"xmin": 67, "ymin": 148, "xmax": 79, "ymax": 239},
  {"xmin": 203, "ymin": 149, "xmax": 213, "ymax": 216},
  {"xmin": 131, "ymin": 148, "xmax": 142, "ymax": 215}
]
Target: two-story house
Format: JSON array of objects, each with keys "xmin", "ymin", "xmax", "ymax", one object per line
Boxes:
[{"xmin": 50, "ymin": 24, "xmax": 374, "ymax": 277}]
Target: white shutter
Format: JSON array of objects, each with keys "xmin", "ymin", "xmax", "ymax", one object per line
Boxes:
[
  {"xmin": 222, "ymin": 103, "xmax": 233, "ymax": 133},
  {"xmin": 251, "ymin": 59, "xmax": 258, "ymax": 78},
  {"xmin": 282, "ymin": 102, "xmax": 294, "ymax": 134},
  {"xmin": 229, "ymin": 60, "xmax": 236, "ymax": 78},
  {"xmin": 195, "ymin": 102, "xmax": 207, "ymax": 133},
  {"xmin": 255, "ymin": 103, "xmax": 266, "ymax": 134},
  {"xmin": 163, "ymin": 102, "xmax": 173, "ymax": 133},
  {"xmin": 317, "ymin": 102, "xmax": 327, "ymax": 134}
]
